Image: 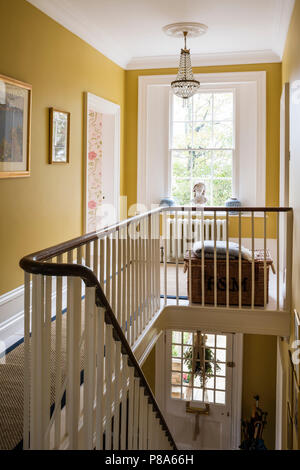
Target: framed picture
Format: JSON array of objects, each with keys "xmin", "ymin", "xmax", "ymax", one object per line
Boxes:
[
  {"xmin": 49, "ymin": 108, "xmax": 70, "ymax": 163},
  {"xmin": 0, "ymin": 74, "xmax": 31, "ymax": 178},
  {"xmin": 294, "ymin": 310, "xmax": 300, "ymax": 383}
]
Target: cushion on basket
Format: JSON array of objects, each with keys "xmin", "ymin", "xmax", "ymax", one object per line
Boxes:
[{"xmin": 193, "ymin": 241, "xmax": 252, "ymax": 261}]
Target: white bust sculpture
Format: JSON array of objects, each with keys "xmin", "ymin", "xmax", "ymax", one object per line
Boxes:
[{"xmin": 192, "ymin": 182, "xmax": 207, "ymax": 206}]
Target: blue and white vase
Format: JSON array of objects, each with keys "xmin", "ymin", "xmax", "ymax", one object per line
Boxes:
[
  {"xmin": 159, "ymin": 196, "xmax": 177, "ymax": 207},
  {"xmin": 225, "ymin": 197, "xmax": 241, "ymax": 215}
]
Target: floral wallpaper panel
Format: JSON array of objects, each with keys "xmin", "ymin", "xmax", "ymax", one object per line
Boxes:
[{"xmin": 87, "ymin": 109, "xmax": 103, "ymax": 232}]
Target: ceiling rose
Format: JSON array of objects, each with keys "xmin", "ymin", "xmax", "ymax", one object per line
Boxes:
[{"xmin": 162, "ymin": 22, "xmax": 208, "ymax": 38}]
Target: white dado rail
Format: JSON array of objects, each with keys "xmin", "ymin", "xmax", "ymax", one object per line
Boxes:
[{"xmin": 19, "ymin": 205, "xmax": 292, "ymax": 450}]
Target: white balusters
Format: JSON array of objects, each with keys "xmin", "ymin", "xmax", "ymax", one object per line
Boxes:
[
  {"xmin": 43, "ymin": 274, "xmax": 52, "ymax": 449},
  {"xmin": 23, "ymin": 272, "xmax": 31, "ymax": 450},
  {"xmin": 111, "ymin": 234, "xmax": 117, "ymax": 314},
  {"xmin": 127, "ymin": 226, "xmax": 131, "ymax": 342},
  {"xmin": 214, "ymin": 212, "xmax": 217, "ymax": 307},
  {"xmin": 122, "ymin": 227, "xmax": 127, "ymax": 333},
  {"xmin": 83, "ymin": 286, "xmax": 96, "ymax": 449},
  {"xmin": 226, "ymin": 212, "xmax": 229, "ymax": 308},
  {"xmin": 113, "ymin": 341, "xmax": 121, "ymax": 450},
  {"xmin": 127, "ymin": 366, "xmax": 135, "ymax": 450},
  {"xmin": 163, "ymin": 211, "xmax": 167, "ymax": 305},
  {"xmin": 67, "ymin": 277, "xmax": 81, "ymax": 449},
  {"xmin": 277, "ymin": 212, "xmax": 280, "ymax": 310},
  {"xmin": 251, "ymin": 211, "xmax": 255, "ymax": 310},
  {"xmin": 155, "ymin": 213, "xmax": 160, "ymax": 310},
  {"xmin": 201, "ymin": 209, "xmax": 205, "ymax": 306},
  {"xmin": 104, "ymin": 323, "xmax": 113, "ymax": 450},
  {"xmin": 105, "ymin": 235, "xmax": 111, "ymax": 305},
  {"xmin": 238, "ymin": 212, "xmax": 242, "ymax": 309},
  {"xmin": 286, "ymin": 210, "xmax": 293, "ymax": 313},
  {"xmin": 31, "ymin": 274, "xmax": 44, "ymax": 449},
  {"xmin": 138, "ymin": 387, "xmax": 144, "ymax": 449},
  {"xmin": 133, "ymin": 377, "xmax": 140, "ymax": 449},
  {"xmin": 175, "ymin": 211, "xmax": 179, "ymax": 305},
  {"xmin": 95, "ymin": 307, "xmax": 105, "ymax": 450},
  {"xmin": 120, "ymin": 356, "xmax": 128, "ymax": 450},
  {"xmin": 264, "ymin": 212, "xmax": 267, "ymax": 308},
  {"xmin": 54, "ymin": 254, "xmax": 63, "ymax": 449}
]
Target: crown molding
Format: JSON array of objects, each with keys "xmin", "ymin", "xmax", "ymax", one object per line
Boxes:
[
  {"xmin": 27, "ymin": 0, "xmax": 290, "ymax": 71},
  {"xmin": 126, "ymin": 49, "xmax": 281, "ymax": 70}
]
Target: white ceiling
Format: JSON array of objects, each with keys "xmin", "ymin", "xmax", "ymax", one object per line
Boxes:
[{"xmin": 27, "ymin": 0, "xmax": 295, "ymax": 69}]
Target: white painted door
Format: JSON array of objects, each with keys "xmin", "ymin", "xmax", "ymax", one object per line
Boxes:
[{"xmin": 164, "ymin": 330, "xmax": 234, "ymax": 450}]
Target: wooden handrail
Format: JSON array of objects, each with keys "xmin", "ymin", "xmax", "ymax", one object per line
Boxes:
[
  {"xmin": 19, "ymin": 206, "xmax": 292, "ymax": 263},
  {"xmin": 19, "ymin": 255, "xmax": 177, "ymax": 450}
]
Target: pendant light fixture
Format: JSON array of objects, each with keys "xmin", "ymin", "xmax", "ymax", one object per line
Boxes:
[{"xmin": 163, "ymin": 22, "xmax": 208, "ymax": 100}]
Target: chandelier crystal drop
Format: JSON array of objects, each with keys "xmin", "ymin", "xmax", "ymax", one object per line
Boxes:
[{"xmin": 171, "ymin": 32, "xmax": 200, "ymax": 100}]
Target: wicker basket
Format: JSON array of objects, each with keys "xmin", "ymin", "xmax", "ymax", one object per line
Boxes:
[{"xmin": 184, "ymin": 249, "xmax": 274, "ymax": 306}]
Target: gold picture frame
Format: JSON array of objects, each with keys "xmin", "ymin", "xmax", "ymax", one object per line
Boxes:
[
  {"xmin": 0, "ymin": 73, "xmax": 32, "ymax": 178},
  {"xmin": 49, "ymin": 108, "xmax": 70, "ymax": 164}
]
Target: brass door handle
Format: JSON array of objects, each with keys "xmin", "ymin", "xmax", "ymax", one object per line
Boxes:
[{"xmin": 186, "ymin": 402, "xmax": 210, "ymax": 415}]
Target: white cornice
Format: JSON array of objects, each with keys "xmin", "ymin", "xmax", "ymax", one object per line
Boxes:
[
  {"xmin": 27, "ymin": 0, "xmax": 292, "ymax": 71},
  {"xmin": 127, "ymin": 49, "xmax": 281, "ymax": 70}
]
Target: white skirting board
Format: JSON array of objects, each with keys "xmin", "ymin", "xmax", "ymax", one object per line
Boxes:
[{"xmin": 0, "ymin": 278, "xmax": 68, "ymax": 355}]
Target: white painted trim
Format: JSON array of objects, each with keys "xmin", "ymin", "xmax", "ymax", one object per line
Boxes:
[
  {"xmin": 128, "ymin": 49, "xmax": 281, "ymax": 70},
  {"xmin": 275, "ymin": 337, "xmax": 284, "ymax": 449},
  {"xmin": 0, "ymin": 284, "xmax": 25, "ymax": 327},
  {"xmin": 155, "ymin": 333, "xmax": 166, "ymax": 412},
  {"xmin": 156, "ymin": 305, "xmax": 290, "ymax": 337},
  {"xmin": 231, "ymin": 333, "xmax": 244, "ymax": 450},
  {"xmin": 84, "ymin": 92, "xmax": 120, "ymax": 232},
  {"xmin": 138, "ymin": 71, "xmax": 266, "ymax": 208},
  {"xmin": 138, "ymin": 330, "xmax": 163, "ymax": 367},
  {"xmin": 0, "ymin": 280, "xmax": 68, "ymax": 353},
  {"xmin": 256, "ymin": 71, "xmax": 267, "ymax": 207}
]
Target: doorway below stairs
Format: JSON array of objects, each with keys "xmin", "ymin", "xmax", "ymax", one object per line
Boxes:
[{"xmin": 154, "ymin": 330, "xmax": 243, "ymax": 450}]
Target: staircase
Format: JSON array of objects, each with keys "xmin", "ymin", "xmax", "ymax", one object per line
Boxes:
[{"xmin": 19, "ymin": 205, "xmax": 292, "ymax": 449}]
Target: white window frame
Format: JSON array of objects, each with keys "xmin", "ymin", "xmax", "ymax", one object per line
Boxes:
[
  {"xmin": 137, "ymin": 71, "xmax": 266, "ymax": 209},
  {"xmin": 168, "ymin": 87, "xmax": 237, "ymax": 206}
]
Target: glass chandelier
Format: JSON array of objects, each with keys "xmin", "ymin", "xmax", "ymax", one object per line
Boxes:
[{"xmin": 171, "ymin": 32, "xmax": 200, "ymax": 100}]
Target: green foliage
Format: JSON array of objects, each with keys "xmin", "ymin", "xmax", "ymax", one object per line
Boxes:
[{"xmin": 183, "ymin": 347, "xmax": 220, "ymax": 387}]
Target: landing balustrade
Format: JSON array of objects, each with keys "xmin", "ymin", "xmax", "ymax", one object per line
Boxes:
[{"xmin": 19, "ymin": 206, "xmax": 292, "ymax": 450}]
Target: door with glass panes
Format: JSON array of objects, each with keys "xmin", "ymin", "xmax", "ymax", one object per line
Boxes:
[{"xmin": 165, "ymin": 330, "xmax": 233, "ymax": 450}]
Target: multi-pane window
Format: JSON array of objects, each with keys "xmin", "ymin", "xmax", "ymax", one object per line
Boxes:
[
  {"xmin": 171, "ymin": 331, "xmax": 227, "ymax": 405},
  {"xmin": 170, "ymin": 91, "xmax": 234, "ymax": 206}
]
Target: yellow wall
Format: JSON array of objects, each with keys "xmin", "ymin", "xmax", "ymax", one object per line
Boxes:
[
  {"xmin": 125, "ymin": 64, "xmax": 282, "ymax": 212},
  {"xmin": 281, "ymin": 0, "xmax": 300, "ymax": 450},
  {"xmin": 142, "ymin": 346, "xmax": 156, "ymax": 394},
  {"xmin": 242, "ymin": 334, "xmax": 277, "ymax": 450},
  {"xmin": 0, "ymin": 0, "xmax": 125, "ymax": 295}
]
